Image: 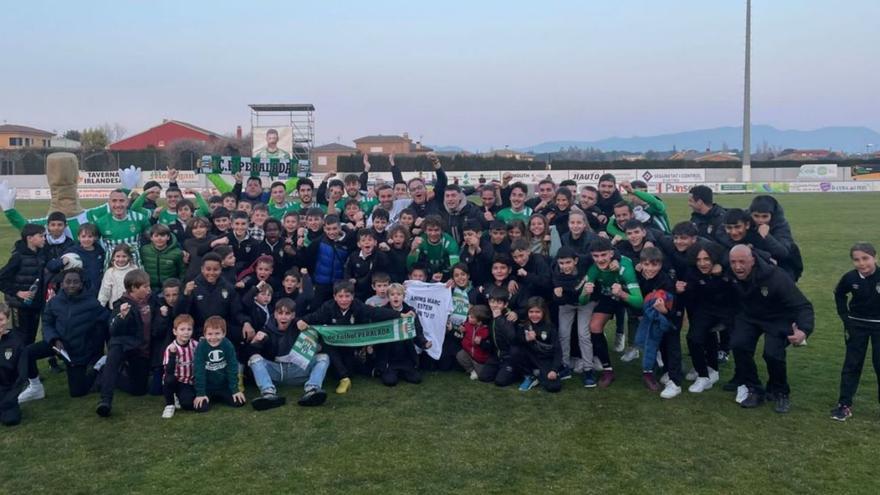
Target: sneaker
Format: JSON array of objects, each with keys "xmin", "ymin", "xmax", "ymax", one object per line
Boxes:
[
  {"xmin": 735, "ymin": 385, "xmax": 750, "ymax": 404},
  {"xmin": 161, "ymin": 405, "xmax": 176, "ymax": 419},
  {"xmin": 830, "ymin": 404, "xmax": 852, "ymax": 422},
  {"xmin": 598, "ymin": 369, "xmax": 615, "ymax": 388},
  {"xmin": 252, "ymin": 392, "xmax": 286, "ymax": 411},
  {"xmin": 621, "ymin": 348, "xmax": 640, "ymax": 363},
  {"xmin": 774, "ymin": 394, "xmax": 791, "ymax": 414},
  {"xmin": 93, "ymin": 355, "xmax": 107, "ymax": 372},
  {"xmin": 518, "ymin": 376, "xmax": 538, "ymax": 392},
  {"xmin": 688, "ymin": 377, "xmax": 713, "ymax": 393},
  {"xmin": 96, "ymin": 401, "xmax": 112, "ymax": 417},
  {"xmin": 298, "ymin": 387, "xmax": 327, "ymax": 407},
  {"xmin": 660, "ymin": 381, "xmax": 682, "ymax": 399},
  {"xmin": 469, "ymin": 370, "xmax": 478, "ymax": 381},
  {"xmin": 592, "ymin": 357, "xmax": 604, "ymax": 372},
  {"xmin": 558, "ymin": 365, "xmax": 573, "ymax": 381},
  {"xmin": 708, "ymin": 368, "xmax": 720, "ymax": 385},
  {"xmin": 642, "ymin": 372, "xmax": 660, "ymax": 392},
  {"xmin": 659, "ymin": 373, "xmax": 670, "ymax": 385},
  {"xmin": 722, "ymin": 380, "xmax": 741, "ymax": 392},
  {"xmin": 685, "ymin": 368, "xmax": 698, "ymax": 381},
  {"xmin": 336, "ymin": 377, "xmax": 352, "ymax": 394},
  {"xmin": 18, "ymin": 380, "xmax": 45, "ymax": 403},
  {"xmin": 717, "ymin": 350, "xmax": 729, "ymax": 364},
  {"xmin": 740, "ymin": 389, "xmax": 765, "ymax": 408},
  {"xmin": 582, "ymin": 370, "xmax": 597, "ymax": 388},
  {"xmin": 613, "ymin": 333, "xmax": 626, "ymax": 353}
]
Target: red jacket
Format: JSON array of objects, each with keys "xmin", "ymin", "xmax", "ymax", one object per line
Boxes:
[{"xmin": 460, "ymin": 321, "xmax": 490, "ymax": 364}]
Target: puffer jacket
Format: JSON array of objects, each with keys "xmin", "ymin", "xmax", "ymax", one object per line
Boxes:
[
  {"xmin": 41, "ymin": 289, "xmax": 109, "ymax": 365},
  {"xmin": 0, "ymin": 240, "xmax": 47, "ymax": 309},
  {"xmin": 140, "ymin": 242, "xmax": 184, "ymax": 290},
  {"xmin": 98, "ymin": 262, "xmax": 138, "ymax": 308}
]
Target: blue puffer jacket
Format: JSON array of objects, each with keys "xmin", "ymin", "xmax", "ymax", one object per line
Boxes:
[
  {"xmin": 41, "ymin": 289, "xmax": 110, "ymax": 365},
  {"xmin": 310, "ymin": 233, "xmax": 353, "ymax": 286},
  {"xmin": 634, "ymin": 295, "xmax": 674, "ymax": 373}
]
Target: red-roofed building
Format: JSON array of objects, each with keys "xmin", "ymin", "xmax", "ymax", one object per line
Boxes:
[{"xmin": 108, "ymin": 119, "xmax": 221, "ymax": 151}]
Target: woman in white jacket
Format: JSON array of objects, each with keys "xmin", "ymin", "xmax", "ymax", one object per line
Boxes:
[{"xmin": 98, "ymin": 244, "xmax": 138, "ymax": 308}]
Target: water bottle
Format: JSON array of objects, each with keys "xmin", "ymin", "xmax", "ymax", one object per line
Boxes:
[{"xmin": 24, "ymin": 278, "xmax": 40, "ymax": 306}]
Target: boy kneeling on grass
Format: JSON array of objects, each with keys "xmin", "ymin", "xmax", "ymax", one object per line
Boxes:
[
  {"xmin": 161, "ymin": 314, "xmax": 198, "ymax": 419},
  {"xmin": 193, "ymin": 316, "xmax": 246, "ymax": 412},
  {"xmin": 248, "ymin": 298, "xmax": 330, "ymax": 410}
]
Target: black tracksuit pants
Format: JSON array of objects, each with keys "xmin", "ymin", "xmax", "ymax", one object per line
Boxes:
[
  {"xmin": 838, "ymin": 321, "xmax": 880, "ymax": 407},
  {"xmin": 687, "ymin": 312, "xmax": 727, "ymax": 377},
  {"xmin": 731, "ymin": 317, "xmax": 792, "ymax": 395},
  {"xmin": 0, "ymin": 394, "xmax": 21, "ymax": 426},
  {"xmin": 12, "ymin": 307, "xmax": 41, "ymax": 345},
  {"xmin": 513, "ymin": 349, "xmax": 561, "ymax": 393},
  {"xmin": 100, "ymin": 344, "xmax": 150, "ymax": 404},
  {"xmin": 27, "ymin": 341, "xmax": 98, "ymax": 397}
]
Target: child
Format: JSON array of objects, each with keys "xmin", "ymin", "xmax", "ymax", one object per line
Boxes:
[
  {"xmin": 496, "ymin": 182, "xmax": 533, "ymax": 224},
  {"xmin": 456, "ymin": 305, "xmax": 492, "ymax": 380},
  {"xmin": 243, "ymin": 281, "xmax": 274, "ymax": 332},
  {"xmin": 515, "ymin": 297, "xmax": 562, "ymax": 393},
  {"xmin": 97, "ymin": 269, "xmax": 155, "ymax": 417},
  {"xmin": 375, "ymin": 284, "xmax": 428, "ymax": 386},
  {"xmin": 486, "ymin": 220, "xmax": 511, "ymax": 256},
  {"xmin": 369, "ymin": 207, "xmax": 390, "ymax": 245},
  {"xmin": 302, "ymin": 214, "xmax": 356, "ymax": 303},
  {"xmin": 149, "ymin": 278, "xmax": 181, "ymax": 395},
  {"xmin": 0, "ymin": 303, "xmax": 27, "ymax": 426},
  {"xmin": 210, "ymin": 207, "xmax": 232, "ymax": 237},
  {"xmin": 298, "ymin": 281, "xmax": 401, "ymax": 394},
  {"xmin": 140, "ymin": 224, "xmax": 184, "ymax": 292},
  {"xmin": 19, "ymin": 269, "xmax": 108, "ymax": 402},
  {"xmin": 228, "ymin": 211, "xmax": 258, "ymax": 274},
  {"xmin": 408, "ymin": 263, "xmax": 429, "ymax": 282},
  {"xmin": 407, "ymin": 215, "xmax": 460, "ymax": 282},
  {"xmin": 385, "ymin": 225, "xmax": 411, "ymax": 283},
  {"xmin": 0, "ymin": 224, "xmax": 47, "ymax": 344},
  {"xmin": 506, "ymin": 220, "xmax": 526, "ymax": 243},
  {"xmin": 248, "ymin": 298, "xmax": 330, "ymax": 410},
  {"xmin": 831, "ymin": 242, "xmax": 880, "ymax": 421},
  {"xmin": 509, "ymin": 238, "xmax": 552, "ymax": 302},
  {"xmin": 215, "ymin": 245, "xmax": 238, "ymax": 285},
  {"xmin": 479, "ymin": 287, "xmax": 519, "ymax": 386},
  {"xmin": 249, "ymin": 203, "xmax": 269, "ymax": 242},
  {"xmin": 274, "ymin": 268, "xmax": 315, "ymax": 315},
  {"xmin": 632, "ymin": 248, "xmax": 683, "ymax": 399},
  {"xmin": 459, "ymin": 221, "xmax": 494, "ymax": 288},
  {"xmin": 552, "ymin": 246, "xmax": 596, "ymax": 386},
  {"xmin": 176, "ymin": 253, "xmax": 250, "ymax": 342},
  {"xmin": 45, "ymin": 223, "xmax": 105, "ymax": 296},
  {"xmin": 680, "ymin": 242, "xmax": 731, "ymax": 393},
  {"xmin": 398, "ymin": 208, "xmax": 417, "ymax": 235},
  {"xmin": 44, "ymin": 211, "xmax": 76, "ymax": 261},
  {"xmin": 161, "ymin": 314, "xmax": 198, "ymax": 419},
  {"xmin": 579, "ymin": 237, "xmax": 643, "ymax": 388},
  {"xmin": 182, "ymin": 216, "xmax": 221, "ymax": 282},
  {"xmin": 527, "ymin": 214, "xmax": 551, "ymax": 257},
  {"xmin": 345, "ymin": 229, "xmax": 389, "ymax": 302},
  {"xmin": 365, "ymin": 272, "xmax": 391, "ymax": 307},
  {"xmin": 193, "ymin": 316, "xmax": 246, "ymax": 412},
  {"xmin": 98, "ymin": 244, "xmax": 138, "ymax": 309}
]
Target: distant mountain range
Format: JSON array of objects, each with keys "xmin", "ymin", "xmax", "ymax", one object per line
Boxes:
[{"xmin": 519, "ymin": 125, "xmax": 880, "ymax": 154}]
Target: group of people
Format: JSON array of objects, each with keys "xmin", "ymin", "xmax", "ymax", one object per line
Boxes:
[{"xmin": 0, "ymin": 152, "xmax": 877, "ymax": 427}]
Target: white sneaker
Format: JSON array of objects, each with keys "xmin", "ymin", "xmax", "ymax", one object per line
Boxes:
[
  {"xmin": 735, "ymin": 384, "xmax": 749, "ymax": 404},
  {"xmin": 161, "ymin": 405, "xmax": 176, "ymax": 419},
  {"xmin": 685, "ymin": 368, "xmax": 698, "ymax": 381},
  {"xmin": 688, "ymin": 377, "xmax": 713, "ymax": 393},
  {"xmin": 708, "ymin": 368, "xmax": 720, "ymax": 385},
  {"xmin": 620, "ymin": 348, "xmax": 640, "ymax": 362},
  {"xmin": 93, "ymin": 355, "xmax": 107, "ymax": 372},
  {"xmin": 660, "ymin": 381, "xmax": 682, "ymax": 399},
  {"xmin": 659, "ymin": 373, "xmax": 670, "ymax": 385},
  {"xmin": 613, "ymin": 333, "xmax": 626, "ymax": 353},
  {"xmin": 18, "ymin": 380, "xmax": 45, "ymax": 403},
  {"xmin": 469, "ymin": 370, "xmax": 478, "ymax": 381}
]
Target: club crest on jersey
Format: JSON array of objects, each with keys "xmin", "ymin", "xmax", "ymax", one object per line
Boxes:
[
  {"xmin": 4, "ymin": 348, "xmax": 11, "ymax": 360},
  {"xmin": 245, "ymin": 246, "xmax": 252, "ymax": 253},
  {"xmin": 129, "ymin": 225, "xmax": 136, "ymax": 233},
  {"xmin": 760, "ymin": 286, "xmax": 769, "ymax": 297},
  {"xmin": 876, "ymin": 283, "xmax": 880, "ymax": 294},
  {"xmin": 221, "ymin": 289, "xmax": 228, "ymax": 299},
  {"xmin": 540, "ymin": 331, "xmax": 547, "ymax": 340},
  {"xmin": 852, "ymin": 284, "xmax": 859, "ymax": 290},
  {"xmin": 707, "ymin": 226, "xmax": 714, "ymax": 234}
]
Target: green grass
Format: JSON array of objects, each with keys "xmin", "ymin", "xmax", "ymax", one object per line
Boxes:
[{"xmin": 2, "ymin": 194, "xmax": 880, "ymax": 494}]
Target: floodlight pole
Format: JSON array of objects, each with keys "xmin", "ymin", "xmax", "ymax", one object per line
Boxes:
[{"xmin": 742, "ymin": 0, "xmax": 752, "ymax": 182}]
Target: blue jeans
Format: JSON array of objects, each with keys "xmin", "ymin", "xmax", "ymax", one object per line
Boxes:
[{"xmin": 248, "ymin": 353, "xmax": 330, "ymax": 394}]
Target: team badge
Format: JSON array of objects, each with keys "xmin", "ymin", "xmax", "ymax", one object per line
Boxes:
[
  {"xmin": 3, "ymin": 348, "xmax": 11, "ymax": 360},
  {"xmin": 852, "ymin": 284, "xmax": 860, "ymax": 290},
  {"xmin": 350, "ymin": 315, "xmax": 356, "ymax": 325},
  {"xmin": 707, "ymin": 226, "xmax": 714, "ymax": 234},
  {"xmin": 876, "ymin": 283, "xmax": 880, "ymax": 294},
  {"xmin": 540, "ymin": 331, "xmax": 547, "ymax": 340},
  {"xmin": 245, "ymin": 246, "xmax": 252, "ymax": 253},
  {"xmin": 221, "ymin": 289, "xmax": 228, "ymax": 299},
  {"xmin": 760, "ymin": 286, "xmax": 769, "ymax": 297},
  {"xmin": 130, "ymin": 225, "xmax": 136, "ymax": 233},
  {"xmin": 196, "ymin": 295, "xmax": 204, "ymax": 301}
]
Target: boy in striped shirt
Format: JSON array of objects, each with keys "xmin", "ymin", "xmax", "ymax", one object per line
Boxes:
[{"xmin": 161, "ymin": 314, "xmax": 198, "ymax": 419}]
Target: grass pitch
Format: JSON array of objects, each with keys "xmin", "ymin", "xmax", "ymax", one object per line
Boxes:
[{"xmin": 1, "ymin": 193, "xmax": 879, "ymax": 494}]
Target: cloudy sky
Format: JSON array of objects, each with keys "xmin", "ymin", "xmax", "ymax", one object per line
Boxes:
[{"xmin": 2, "ymin": 0, "xmax": 877, "ymax": 150}]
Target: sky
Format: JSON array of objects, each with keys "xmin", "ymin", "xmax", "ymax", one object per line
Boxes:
[{"xmin": 1, "ymin": 0, "xmax": 877, "ymax": 151}]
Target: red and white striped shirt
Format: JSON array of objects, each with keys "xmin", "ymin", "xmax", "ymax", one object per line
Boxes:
[{"xmin": 163, "ymin": 340, "xmax": 198, "ymax": 385}]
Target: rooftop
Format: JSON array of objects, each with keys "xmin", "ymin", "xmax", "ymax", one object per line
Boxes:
[
  {"xmin": 248, "ymin": 104, "xmax": 316, "ymax": 112},
  {"xmin": 0, "ymin": 124, "xmax": 54, "ymax": 136}
]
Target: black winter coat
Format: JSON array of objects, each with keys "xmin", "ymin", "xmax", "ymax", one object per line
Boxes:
[{"xmin": 41, "ymin": 289, "xmax": 109, "ymax": 365}]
